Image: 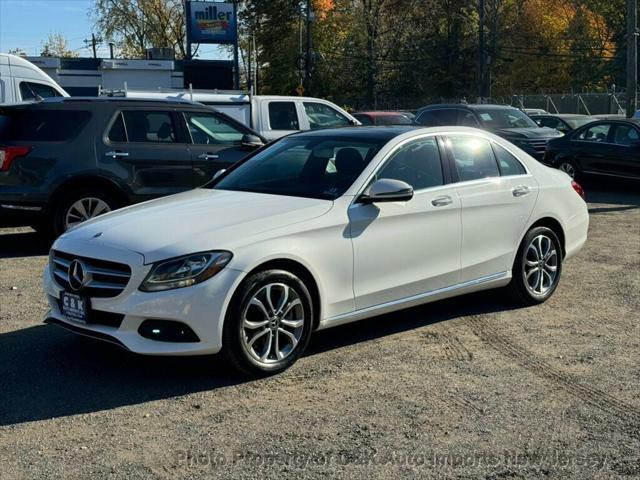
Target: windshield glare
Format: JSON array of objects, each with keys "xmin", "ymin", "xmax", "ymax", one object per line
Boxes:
[
  {"xmin": 565, "ymin": 117, "xmax": 596, "ymax": 129},
  {"xmin": 476, "ymin": 108, "xmax": 539, "ymax": 129},
  {"xmin": 213, "ymin": 136, "xmax": 386, "ymax": 200}
]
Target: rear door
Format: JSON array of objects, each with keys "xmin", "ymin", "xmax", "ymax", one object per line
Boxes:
[
  {"xmin": 179, "ymin": 109, "xmax": 259, "ymax": 186},
  {"xmin": 261, "ymin": 100, "xmax": 301, "ymax": 141},
  {"xmin": 97, "ymin": 108, "xmax": 193, "ymax": 202},
  {"xmin": 443, "ymin": 134, "xmax": 538, "ymax": 282}
]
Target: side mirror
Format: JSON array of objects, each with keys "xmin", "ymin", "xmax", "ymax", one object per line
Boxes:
[
  {"xmin": 359, "ymin": 179, "xmax": 414, "ymax": 203},
  {"xmin": 212, "ymin": 168, "xmax": 226, "ymax": 181},
  {"xmin": 241, "ymin": 134, "xmax": 264, "ymax": 149}
]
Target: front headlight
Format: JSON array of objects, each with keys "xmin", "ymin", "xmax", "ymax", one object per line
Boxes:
[{"xmin": 139, "ymin": 251, "xmax": 232, "ymax": 292}]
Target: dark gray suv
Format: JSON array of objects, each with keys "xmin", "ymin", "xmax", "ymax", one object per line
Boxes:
[
  {"xmin": 0, "ymin": 97, "xmax": 264, "ymax": 236},
  {"xmin": 416, "ymin": 104, "xmax": 563, "ymax": 160}
]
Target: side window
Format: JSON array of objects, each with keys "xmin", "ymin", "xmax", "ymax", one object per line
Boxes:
[
  {"xmin": 612, "ymin": 124, "xmax": 640, "ymax": 146},
  {"xmin": 447, "ymin": 135, "xmax": 500, "ymax": 182},
  {"xmin": 492, "ymin": 143, "xmax": 527, "ymax": 176},
  {"xmin": 268, "ymin": 102, "xmax": 299, "ymax": 131},
  {"xmin": 376, "ymin": 138, "xmax": 443, "ymax": 190},
  {"xmin": 416, "ymin": 109, "xmax": 457, "ymax": 127},
  {"xmin": 184, "ymin": 112, "xmax": 245, "ymax": 145},
  {"xmin": 576, "ymin": 123, "xmax": 611, "ymax": 143},
  {"xmin": 539, "ymin": 117, "xmax": 558, "ymax": 129},
  {"xmin": 121, "ymin": 111, "xmax": 176, "ymax": 143},
  {"xmin": 19, "ymin": 81, "xmax": 62, "ymax": 100},
  {"xmin": 457, "ymin": 110, "xmax": 480, "ymax": 127},
  {"xmin": 108, "ymin": 113, "xmax": 127, "ymax": 142},
  {"xmin": 303, "ymin": 102, "xmax": 350, "ymax": 129},
  {"xmin": 354, "ymin": 114, "xmax": 372, "ymax": 125}
]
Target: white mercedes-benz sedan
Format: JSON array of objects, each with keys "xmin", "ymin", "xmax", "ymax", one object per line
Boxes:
[{"xmin": 43, "ymin": 126, "xmax": 589, "ymax": 375}]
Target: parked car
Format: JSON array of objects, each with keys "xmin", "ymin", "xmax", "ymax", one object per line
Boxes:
[
  {"xmin": 0, "ymin": 97, "xmax": 265, "ymax": 236},
  {"xmin": 44, "ymin": 126, "xmax": 588, "ymax": 375},
  {"xmin": 415, "ymin": 104, "xmax": 563, "ymax": 160},
  {"xmin": 352, "ymin": 111, "xmax": 415, "ymax": 126},
  {"xmin": 529, "ymin": 114, "xmax": 599, "ymax": 134},
  {"xmin": 0, "ymin": 53, "xmax": 68, "ymax": 104},
  {"xmin": 107, "ymin": 89, "xmax": 360, "ymax": 141},
  {"xmin": 543, "ymin": 119, "xmax": 640, "ymax": 180},
  {"xmin": 523, "ymin": 108, "xmax": 548, "ymax": 115}
]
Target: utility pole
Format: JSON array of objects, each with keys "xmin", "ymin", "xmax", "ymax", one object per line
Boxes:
[
  {"xmin": 304, "ymin": 0, "xmax": 313, "ymax": 95},
  {"xmin": 108, "ymin": 42, "xmax": 115, "ymax": 59},
  {"xmin": 478, "ymin": 0, "xmax": 486, "ymax": 102},
  {"xmin": 84, "ymin": 33, "xmax": 100, "ymax": 59},
  {"xmin": 626, "ymin": 0, "xmax": 637, "ymax": 118}
]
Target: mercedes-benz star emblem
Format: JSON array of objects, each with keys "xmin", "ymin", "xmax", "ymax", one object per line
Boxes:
[{"xmin": 68, "ymin": 259, "xmax": 89, "ymax": 292}]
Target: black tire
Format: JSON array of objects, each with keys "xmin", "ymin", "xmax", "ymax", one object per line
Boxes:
[
  {"xmin": 222, "ymin": 269, "xmax": 314, "ymax": 376},
  {"xmin": 556, "ymin": 158, "xmax": 580, "ymax": 180},
  {"xmin": 508, "ymin": 226, "xmax": 563, "ymax": 306},
  {"xmin": 53, "ymin": 188, "xmax": 119, "ymax": 237}
]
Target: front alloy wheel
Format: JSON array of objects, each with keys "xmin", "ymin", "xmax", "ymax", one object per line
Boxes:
[
  {"xmin": 223, "ymin": 269, "xmax": 313, "ymax": 375},
  {"xmin": 241, "ymin": 283, "xmax": 305, "ymax": 364}
]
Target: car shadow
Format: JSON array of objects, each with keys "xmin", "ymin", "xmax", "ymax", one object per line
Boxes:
[
  {"xmin": 0, "ymin": 228, "xmax": 49, "ymax": 259},
  {"xmin": 0, "ymin": 290, "xmax": 516, "ymax": 427}
]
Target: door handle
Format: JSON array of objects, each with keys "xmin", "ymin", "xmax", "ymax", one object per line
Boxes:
[
  {"xmin": 512, "ymin": 185, "xmax": 531, "ymax": 197},
  {"xmin": 105, "ymin": 151, "xmax": 129, "ymax": 158},
  {"xmin": 431, "ymin": 195, "xmax": 453, "ymax": 207},
  {"xmin": 198, "ymin": 153, "xmax": 220, "ymax": 160}
]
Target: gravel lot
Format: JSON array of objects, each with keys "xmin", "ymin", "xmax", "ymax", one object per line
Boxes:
[{"xmin": 0, "ymin": 184, "xmax": 638, "ymax": 479}]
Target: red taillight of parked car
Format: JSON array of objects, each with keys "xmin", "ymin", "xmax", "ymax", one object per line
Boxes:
[
  {"xmin": 571, "ymin": 180, "xmax": 585, "ymax": 200},
  {"xmin": 0, "ymin": 146, "xmax": 32, "ymax": 172}
]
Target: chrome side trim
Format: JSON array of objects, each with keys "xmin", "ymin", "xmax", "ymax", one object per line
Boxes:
[
  {"xmin": 320, "ymin": 271, "xmax": 510, "ymax": 329},
  {"xmin": 1, "ymin": 204, "xmax": 42, "ymax": 211}
]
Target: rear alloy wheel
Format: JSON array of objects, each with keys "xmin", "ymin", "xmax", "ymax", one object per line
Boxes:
[
  {"xmin": 508, "ymin": 226, "xmax": 563, "ymax": 305},
  {"xmin": 557, "ymin": 159, "xmax": 578, "ymax": 180},
  {"xmin": 54, "ymin": 189, "xmax": 118, "ymax": 236},
  {"xmin": 222, "ymin": 269, "xmax": 314, "ymax": 375}
]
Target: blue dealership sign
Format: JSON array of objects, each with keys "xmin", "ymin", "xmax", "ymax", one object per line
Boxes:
[{"xmin": 187, "ymin": 1, "xmax": 237, "ymax": 44}]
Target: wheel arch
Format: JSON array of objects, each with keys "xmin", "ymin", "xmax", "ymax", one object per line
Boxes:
[
  {"xmin": 239, "ymin": 258, "xmax": 323, "ymax": 331},
  {"xmin": 527, "ymin": 216, "xmax": 566, "ymax": 258},
  {"xmin": 49, "ymin": 175, "xmax": 129, "ymax": 212}
]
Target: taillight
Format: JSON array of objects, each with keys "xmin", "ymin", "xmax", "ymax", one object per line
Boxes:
[
  {"xmin": 0, "ymin": 146, "xmax": 31, "ymax": 172},
  {"xmin": 571, "ymin": 180, "xmax": 585, "ymax": 200}
]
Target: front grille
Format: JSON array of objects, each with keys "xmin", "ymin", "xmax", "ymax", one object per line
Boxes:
[
  {"xmin": 50, "ymin": 250, "xmax": 132, "ymax": 298},
  {"xmin": 527, "ymin": 139, "xmax": 549, "ymax": 152}
]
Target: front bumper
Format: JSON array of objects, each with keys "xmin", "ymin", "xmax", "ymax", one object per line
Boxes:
[{"xmin": 42, "ymin": 240, "xmax": 246, "ymax": 356}]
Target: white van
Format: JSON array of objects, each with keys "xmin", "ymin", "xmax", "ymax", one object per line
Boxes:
[
  {"xmin": 105, "ymin": 88, "xmax": 359, "ymax": 141},
  {"xmin": 0, "ymin": 53, "xmax": 69, "ymax": 105}
]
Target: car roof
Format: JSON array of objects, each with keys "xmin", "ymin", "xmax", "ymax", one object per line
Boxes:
[
  {"xmin": 354, "ymin": 111, "xmax": 409, "ymax": 117},
  {"xmin": 419, "ymin": 103, "xmax": 518, "ymax": 111},
  {"xmin": 38, "ymin": 96, "xmax": 200, "ymax": 106},
  {"xmin": 291, "ymin": 125, "xmax": 420, "ymax": 141},
  {"xmin": 530, "ymin": 114, "xmax": 596, "ymax": 120}
]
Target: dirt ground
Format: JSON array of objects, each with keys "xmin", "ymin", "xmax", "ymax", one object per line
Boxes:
[{"xmin": 0, "ymin": 184, "xmax": 638, "ymax": 479}]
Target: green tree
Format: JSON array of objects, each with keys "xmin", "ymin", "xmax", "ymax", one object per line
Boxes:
[
  {"xmin": 40, "ymin": 32, "xmax": 79, "ymax": 58},
  {"xmin": 92, "ymin": 0, "xmax": 186, "ymax": 58}
]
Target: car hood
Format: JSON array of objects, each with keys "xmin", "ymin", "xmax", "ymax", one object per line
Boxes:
[
  {"xmin": 58, "ymin": 189, "xmax": 333, "ymax": 264},
  {"xmin": 494, "ymin": 127, "xmax": 563, "ymax": 139}
]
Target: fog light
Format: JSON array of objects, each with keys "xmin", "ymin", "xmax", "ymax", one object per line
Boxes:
[{"xmin": 138, "ymin": 320, "xmax": 200, "ymax": 343}]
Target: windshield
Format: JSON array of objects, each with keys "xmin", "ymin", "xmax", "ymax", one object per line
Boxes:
[
  {"xmin": 375, "ymin": 115, "xmax": 413, "ymax": 126},
  {"xmin": 475, "ymin": 108, "xmax": 539, "ymax": 129},
  {"xmin": 213, "ymin": 136, "xmax": 386, "ymax": 200}
]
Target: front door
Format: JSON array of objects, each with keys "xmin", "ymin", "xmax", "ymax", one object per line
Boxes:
[
  {"xmin": 98, "ymin": 109, "xmax": 193, "ymax": 202},
  {"xmin": 349, "ymin": 136, "xmax": 461, "ymax": 309}
]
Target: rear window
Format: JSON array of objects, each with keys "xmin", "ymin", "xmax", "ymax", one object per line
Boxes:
[{"xmin": 0, "ymin": 109, "xmax": 90, "ymax": 141}]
